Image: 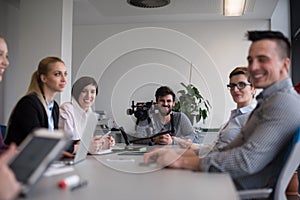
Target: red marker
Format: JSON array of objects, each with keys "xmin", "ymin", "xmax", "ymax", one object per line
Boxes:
[{"xmin": 58, "ymin": 175, "xmax": 80, "ymax": 189}]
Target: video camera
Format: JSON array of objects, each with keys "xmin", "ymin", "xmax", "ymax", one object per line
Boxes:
[{"xmin": 126, "ymin": 100, "xmax": 154, "ymax": 122}]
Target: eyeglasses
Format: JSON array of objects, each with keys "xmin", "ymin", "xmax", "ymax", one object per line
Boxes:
[{"xmin": 227, "ymin": 82, "xmax": 251, "ymax": 90}]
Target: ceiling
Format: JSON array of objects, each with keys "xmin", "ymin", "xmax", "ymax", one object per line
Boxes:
[{"xmin": 73, "ymin": 0, "xmax": 279, "ymax": 25}]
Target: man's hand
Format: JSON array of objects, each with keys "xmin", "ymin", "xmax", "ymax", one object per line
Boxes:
[
  {"xmin": 173, "ymin": 137, "xmax": 201, "ymax": 151},
  {"xmin": 143, "ymin": 147, "xmax": 201, "ymax": 171},
  {"xmin": 153, "ymin": 134, "xmax": 173, "ymax": 145}
]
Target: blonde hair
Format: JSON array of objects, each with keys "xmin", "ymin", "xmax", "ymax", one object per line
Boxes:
[
  {"xmin": 0, "ymin": 34, "xmax": 7, "ymax": 45},
  {"xmin": 26, "ymin": 56, "xmax": 64, "ymax": 108}
]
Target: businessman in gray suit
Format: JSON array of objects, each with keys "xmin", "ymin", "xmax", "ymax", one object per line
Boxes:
[{"xmin": 144, "ymin": 30, "xmax": 300, "ymax": 190}]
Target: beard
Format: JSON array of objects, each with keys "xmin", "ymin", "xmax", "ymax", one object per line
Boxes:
[{"xmin": 158, "ymin": 105, "xmax": 172, "ymax": 116}]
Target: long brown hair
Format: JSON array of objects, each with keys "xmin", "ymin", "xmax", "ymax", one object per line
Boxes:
[{"xmin": 26, "ymin": 56, "xmax": 65, "ymax": 108}]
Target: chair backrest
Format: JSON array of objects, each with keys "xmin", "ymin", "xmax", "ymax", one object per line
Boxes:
[
  {"xmin": 274, "ymin": 126, "xmax": 300, "ymax": 200},
  {"xmin": 0, "ymin": 125, "xmax": 6, "ymax": 139}
]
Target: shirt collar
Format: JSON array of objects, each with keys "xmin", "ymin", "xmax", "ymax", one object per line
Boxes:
[
  {"xmin": 71, "ymin": 97, "xmax": 92, "ymax": 114},
  {"xmin": 256, "ymin": 78, "xmax": 293, "ymax": 102},
  {"xmin": 46, "ymin": 99, "xmax": 54, "ymax": 111},
  {"xmin": 238, "ymin": 103, "xmax": 256, "ymax": 114},
  {"xmin": 230, "ymin": 103, "xmax": 256, "ymax": 118}
]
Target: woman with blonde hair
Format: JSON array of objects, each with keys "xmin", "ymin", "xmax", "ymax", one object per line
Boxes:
[
  {"xmin": 0, "ymin": 34, "xmax": 9, "ymax": 153},
  {"xmin": 0, "ymin": 34, "xmax": 21, "ymax": 200},
  {"xmin": 5, "ymin": 56, "xmax": 67, "ymax": 145}
]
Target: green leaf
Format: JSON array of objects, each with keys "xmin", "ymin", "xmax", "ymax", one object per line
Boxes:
[{"xmin": 175, "ymin": 82, "xmax": 212, "ymax": 123}]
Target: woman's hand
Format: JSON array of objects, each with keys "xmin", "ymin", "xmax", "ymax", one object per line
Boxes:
[
  {"xmin": 62, "ymin": 151, "xmax": 75, "ymax": 158},
  {"xmin": 89, "ymin": 135, "xmax": 115, "ymax": 153},
  {"xmin": 0, "ymin": 144, "xmax": 21, "ymax": 200},
  {"xmin": 104, "ymin": 135, "xmax": 114, "ymax": 147}
]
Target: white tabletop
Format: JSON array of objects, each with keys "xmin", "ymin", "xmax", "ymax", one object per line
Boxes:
[{"xmin": 20, "ymin": 149, "xmax": 238, "ymax": 200}]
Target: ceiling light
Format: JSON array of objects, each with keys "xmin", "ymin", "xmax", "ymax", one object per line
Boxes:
[
  {"xmin": 127, "ymin": 0, "xmax": 170, "ymax": 8},
  {"xmin": 223, "ymin": 0, "xmax": 246, "ymax": 16}
]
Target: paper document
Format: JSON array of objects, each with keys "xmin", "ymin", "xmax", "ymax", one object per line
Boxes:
[{"xmin": 44, "ymin": 164, "xmax": 74, "ymax": 177}]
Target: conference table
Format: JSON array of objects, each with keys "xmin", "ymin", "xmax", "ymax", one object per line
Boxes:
[{"xmin": 19, "ymin": 145, "xmax": 239, "ymax": 200}]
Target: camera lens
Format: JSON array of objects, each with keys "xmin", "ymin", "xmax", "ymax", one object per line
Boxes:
[
  {"xmin": 126, "ymin": 108, "xmax": 133, "ymax": 115},
  {"xmin": 134, "ymin": 110, "xmax": 148, "ymax": 121}
]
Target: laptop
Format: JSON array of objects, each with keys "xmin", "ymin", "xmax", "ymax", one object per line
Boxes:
[{"xmin": 60, "ymin": 112, "xmax": 98, "ymax": 165}]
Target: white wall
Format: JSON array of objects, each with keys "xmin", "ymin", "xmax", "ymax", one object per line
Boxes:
[
  {"xmin": 0, "ymin": 0, "xmax": 73, "ymax": 125},
  {"xmin": 0, "ymin": 0, "xmax": 290, "ymax": 133},
  {"xmin": 271, "ymin": 0, "xmax": 290, "ymax": 38},
  {"xmin": 73, "ymin": 20, "xmax": 269, "ymax": 132},
  {"xmin": 271, "ymin": 0, "xmax": 291, "ymax": 75},
  {"xmin": 0, "ymin": 0, "xmax": 20, "ymax": 125},
  {"xmin": 71, "ymin": 0, "xmax": 290, "ymax": 133}
]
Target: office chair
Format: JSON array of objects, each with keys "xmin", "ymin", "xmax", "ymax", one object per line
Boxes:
[
  {"xmin": 238, "ymin": 126, "xmax": 300, "ymax": 200},
  {"xmin": 0, "ymin": 125, "xmax": 6, "ymax": 139}
]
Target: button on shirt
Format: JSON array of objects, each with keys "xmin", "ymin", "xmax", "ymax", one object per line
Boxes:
[
  {"xmin": 213, "ymin": 103, "xmax": 256, "ymax": 150},
  {"xmin": 46, "ymin": 100, "xmax": 54, "ymax": 131}
]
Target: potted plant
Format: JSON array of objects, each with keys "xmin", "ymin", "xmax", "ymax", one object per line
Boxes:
[{"xmin": 173, "ymin": 82, "xmax": 211, "ymax": 125}]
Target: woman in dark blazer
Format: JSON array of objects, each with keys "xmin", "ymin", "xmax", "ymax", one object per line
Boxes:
[{"xmin": 5, "ymin": 56, "xmax": 67, "ymax": 145}]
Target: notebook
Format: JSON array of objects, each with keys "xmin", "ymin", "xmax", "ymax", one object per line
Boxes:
[{"xmin": 60, "ymin": 112, "xmax": 98, "ymax": 165}]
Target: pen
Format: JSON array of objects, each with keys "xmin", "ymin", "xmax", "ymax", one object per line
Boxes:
[
  {"xmin": 102, "ymin": 131, "xmax": 111, "ymax": 137},
  {"xmin": 94, "ymin": 131, "xmax": 111, "ymax": 139},
  {"xmin": 70, "ymin": 180, "xmax": 88, "ymax": 191}
]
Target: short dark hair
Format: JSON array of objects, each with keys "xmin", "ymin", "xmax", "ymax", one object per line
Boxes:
[
  {"xmin": 247, "ymin": 30, "xmax": 291, "ymax": 59},
  {"xmin": 229, "ymin": 66, "xmax": 252, "ymax": 83},
  {"xmin": 72, "ymin": 76, "xmax": 98, "ymax": 102},
  {"xmin": 155, "ymin": 86, "xmax": 175, "ymax": 102}
]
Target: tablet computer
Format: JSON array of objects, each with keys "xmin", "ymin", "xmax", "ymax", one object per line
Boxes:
[{"xmin": 9, "ymin": 128, "xmax": 69, "ymax": 196}]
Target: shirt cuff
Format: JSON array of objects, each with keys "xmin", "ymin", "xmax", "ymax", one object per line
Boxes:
[{"xmin": 198, "ymin": 153, "xmax": 211, "ymax": 171}]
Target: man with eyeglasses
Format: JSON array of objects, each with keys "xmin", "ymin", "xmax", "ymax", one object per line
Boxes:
[{"xmin": 144, "ymin": 31, "xmax": 300, "ymax": 191}]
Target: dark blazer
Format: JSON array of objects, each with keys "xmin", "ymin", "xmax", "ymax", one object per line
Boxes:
[{"xmin": 5, "ymin": 93, "xmax": 59, "ymax": 145}]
